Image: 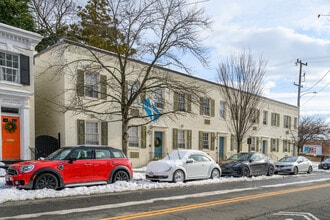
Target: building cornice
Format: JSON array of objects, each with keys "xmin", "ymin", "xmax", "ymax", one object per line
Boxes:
[{"xmin": 0, "ymin": 23, "xmax": 42, "ymax": 50}]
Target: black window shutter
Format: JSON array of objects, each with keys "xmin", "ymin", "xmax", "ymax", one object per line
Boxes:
[
  {"xmin": 140, "ymin": 126, "xmax": 146, "ymax": 148},
  {"xmin": 77, "ymin": 120, "xmax": 85, "ymax": 145},
  {"xmin": 20, "ymin": 54, "xmax": 30, "ymax": 85},
  {"xmin": 77, "ymin": 70, "xmax": 85, "ymax": 96},
  {"xmin": 101, "ymin": 121, "xmax": 108, "ymax": 145}
]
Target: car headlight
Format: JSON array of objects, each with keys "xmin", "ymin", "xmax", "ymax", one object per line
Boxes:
[
  {"xmin": 161, "ymin": 165, "xmax": 172, "ymax": 172},
  {"xmin": 20, "ymin": 165, "xmax": 35, "ymax": 173}
]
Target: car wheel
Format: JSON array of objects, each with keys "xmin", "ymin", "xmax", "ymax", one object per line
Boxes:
[
  {"xmin": 307, "ymin": 166, "xmax": 313, "ymax": 174},
  {"xmin": 112, "ymin": 170, "xmax": 130, "ymax": 183},
  {"xmin": 34, "ymin": 173, "xmax": 58, "ymax": 190},
  {"xmin": 173, "ymin": 170, "xmax": 185, "ymax": 183},
  {"xmin": 241, "ymin": 166, "xmax": 250, "ymax": 177},
  {"xmin": 210, "ymin": 168, "xmax": 220, "ymax": 179},
  {"xmin": 293, "ymin": 166, "xmax": 298, "ymax": 175},
  {"xmin": 267, "ymin": 165, "xmax": 275, "ymax": 176}
]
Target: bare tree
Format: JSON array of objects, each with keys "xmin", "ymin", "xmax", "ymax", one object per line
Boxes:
[
  {"xmin": 30, "ymin": 0, "xmax": 78, "ymax": 51},
  {"xmin": 37, "ymin": 0, "xmax": 211, "ymax": 155},
  {"xmin": 292, "ymin": 115, "xmax": 330, "ymax": 153},
  {"xmin": 216, "ymin": 51, "xmax": 267, "ymax": 152}
]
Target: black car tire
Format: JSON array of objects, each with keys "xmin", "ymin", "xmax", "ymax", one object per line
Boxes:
[
  {"xmin": 34, "ymin": 173, "xmax": 58, "ymax": 190},
  {"xmin": 210, "ymin": 168, "xmax": 221, "ymax": 179},
  {"xmin": 293, "ymin": 166, "xmax": 298, "ymax": 175},
  {"xmin": 173, "ymin": 170, "xmax": 185, "ymax": 183},
  {"xmin": 241, "ymin": 166, "xmax": 250, "ymax": 177},
  {"xmin": 267, "ymin": 165, "xmax": 275, "ymax": 176},
  {"xmin": 112, "ymin": 170, "xmax": 130, "ymax": 183},
  {"xmin": 307, "ymin": 166, "xmax": 313, "ymax": 174}
]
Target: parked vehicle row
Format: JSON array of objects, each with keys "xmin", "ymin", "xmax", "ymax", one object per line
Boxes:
[{"xmin": 5, "ymin": 147, "xmax": 318, "ymax": 190}]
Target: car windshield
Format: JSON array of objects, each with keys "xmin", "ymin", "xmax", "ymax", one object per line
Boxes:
[
  {"xmin": 228, "ymin": 153, "xmax": 251, "ymax": 161},
  {"xmin": 279, "ymin": 156, "xmax": 297, "ymax": 162},
  {"xmin": 46, "ymin": 148, "xmax": 73, "ymax": 160},
  {"xmin": 163, "ymin": 150, "xmax": 188, "ymax": 160}
]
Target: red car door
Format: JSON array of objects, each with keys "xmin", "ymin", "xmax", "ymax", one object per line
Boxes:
[{"xmin": 62, "ymin": 148, "xmax": 94, "ymax": 184}]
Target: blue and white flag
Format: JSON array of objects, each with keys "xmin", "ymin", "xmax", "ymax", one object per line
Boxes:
[{"xmin": 143, "ymin": 98, "xmax": 160, "ymax": 121}]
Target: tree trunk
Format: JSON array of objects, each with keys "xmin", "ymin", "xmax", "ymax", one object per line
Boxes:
[{"xmin": 122, "ymin": 120, "xmax": 129, "ymax": 156}]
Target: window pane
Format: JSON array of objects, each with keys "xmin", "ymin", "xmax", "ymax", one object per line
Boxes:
[
  {"xmin": 178, "ymin": 94, "xmax": 186, "ymax": 111},
  {"xmin": 154, "ymin": 89, "xmax": 163, "ymax": 108},
  {"xmin": 86, "ymin": 122, "xmax": 99, "ymax": 145},
  {"xmin": 202, "ymin": 133, "xmax": 209, "ymax": 149},
  {"xmin": 85, "ymin": 73, "xmax": 99, "ymax": 98},
  {"xmin": 178, "ymin": 130, "xmax": 185, "ymax": 148},
  {"xmin": 0, "ymin": 52, "xmax": 19, "ymax": 83},
  {"xmin": 128, "ymin": 127, "xmax": 139, "ymax": 147},
  {"xmin": 203, "ymin": 98, "xmax": 210, "ymax": 115}
]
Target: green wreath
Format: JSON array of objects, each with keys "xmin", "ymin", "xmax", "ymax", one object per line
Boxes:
[
  {"xmin": 154, "ymin": 137, "xmax": 162, "ymax": 148},
  {"xmin": 5, "ymin": 121, "xmax": 17, "ymax": 133}
]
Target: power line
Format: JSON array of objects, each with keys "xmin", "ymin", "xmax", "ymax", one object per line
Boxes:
[{"xmin": 302, "ymin": 70, "xmax": 330, "ymax": 93}]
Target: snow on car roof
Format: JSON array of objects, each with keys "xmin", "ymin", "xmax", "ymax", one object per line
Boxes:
[{"xmin": 165, "ymin": 149, "xmax": 207, "ymax": 160}]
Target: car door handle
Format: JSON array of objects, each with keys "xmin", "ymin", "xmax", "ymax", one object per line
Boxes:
[{"xmin": 84, "ymin": 163, "xmax": 92, "ymax": 166}]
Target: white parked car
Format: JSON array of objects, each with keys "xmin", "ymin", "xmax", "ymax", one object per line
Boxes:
[
  {"xmin": 275, "ymin": 156, "xmax": 313, "ymax": 175},
  {"xmin": 145, "ymin": 149, "xmax": 221, "ymax": 183}
]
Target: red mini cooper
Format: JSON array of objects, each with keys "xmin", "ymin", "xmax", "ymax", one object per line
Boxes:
[{"xmin": 5, "ymin": 145, "xmax": 133, "ymax": 190}]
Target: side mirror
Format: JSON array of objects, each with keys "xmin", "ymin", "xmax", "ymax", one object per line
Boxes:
[
  {"xmin": 186, "ymin": 158, "xmax": 194, "ymax": 163},
  {"xmin": 68, "ymin": 158, "xmax": 77, "ymax": 164}
]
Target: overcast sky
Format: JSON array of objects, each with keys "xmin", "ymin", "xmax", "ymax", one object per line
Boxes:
[{"xmin": 186, "ymin": 0, "xmax": 330, "ymax": 121}]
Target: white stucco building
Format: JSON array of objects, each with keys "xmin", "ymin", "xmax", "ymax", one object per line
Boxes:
[
  {"xmin": 35, "ymin": 40, "xmax": 298, "ymax": 167},
  {"xmin": 0, "ymin": 23, "xmax": 42, "ymax": 161}
]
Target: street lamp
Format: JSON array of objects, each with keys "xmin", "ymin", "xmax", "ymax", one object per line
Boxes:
[{"xmin": 298, "ymin": 91, "xmax": 317, "ymax": 107}]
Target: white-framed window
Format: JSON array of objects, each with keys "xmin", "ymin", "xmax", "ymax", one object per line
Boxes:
[
  {"xmin": 271, "ymin": 138, "xmax": 279, "ymax": 152},
  {"xmin": 85, "ymin": 72, "xmax": 99, "ymax": 98},
  {"xmin": 128, "ymin": 126, "xmax": 139, "ymax": 147},
  {"xmin": 0, "ymin": 52, "xmax": 19, "ymax": 83},
  {"xmin": 220, "ymin": 101, "xmax": 226, "ymax": 119},
  {"xmin": 85, "ymin": 122, "xmax": 99, "ymax": 145},
  {"xmin": 271, "ymin": 113, "xmax": 280, "ymax": 127},
  {"xmin": 154, "ymin": 88, "xmax": 164, "ymax": 109},
  {"xmin": 202, "ymin": 98, "xmax": 210, "ymax": 116},
  {"xmin": 262, "ymin": 111, "xmax": 268, "ymax": 125},
  {"xmin": 128, "ymin": 82, "xmax": 140, "ymax": 104},
  {"xmin": 202, "ymin": 132, "xmax": 210, "ymax": 149},
  {"xmin": 178, "ymin": 130, "xmax": 186, "ymax": 148},
  {"xmin": 283, "ymin": 140, "xmax": 290, "ymax": 152},
  {"xmin": 251, "ymin": 109, "xmax": 259, "ymax": 124},
  {"xmin": 284, "ymin": 115, "xmax": 291, "ymax": 129},
  {"xmin": 178, "ymin": 93, "xmax": 187, "ymax": 111},
  {"xmin": 294, "ymin": 117, "xmax": 298, "ymax": 129},
  {"xmin": 250, "ymin": 137, "xmax": 257, "ymax": 151}
]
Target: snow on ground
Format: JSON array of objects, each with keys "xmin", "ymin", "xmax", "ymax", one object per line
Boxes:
[{"xmin": 0, "ymin": 163, "xmax": 328, "ymax": 204}]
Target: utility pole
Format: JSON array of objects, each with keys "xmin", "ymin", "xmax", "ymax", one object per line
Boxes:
[{"xmin": 294, "ymin": 59, "xmax": 307, "ymax": 107}]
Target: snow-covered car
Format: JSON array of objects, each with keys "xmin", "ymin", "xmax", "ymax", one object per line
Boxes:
[
  {"xmin": 275, "ymin": 156, "xmax": 313, "ymax": 175},
  {"xmin": 145, "ymin": 149, "xmax": 221, "ymax": 183},
  {"xmin": 220, "ymin": 152, "xmax": 275, "ymax": 177},
  {"xmin": 318, "ymin": 158, "xmax": 330, "ymax": 170}
]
